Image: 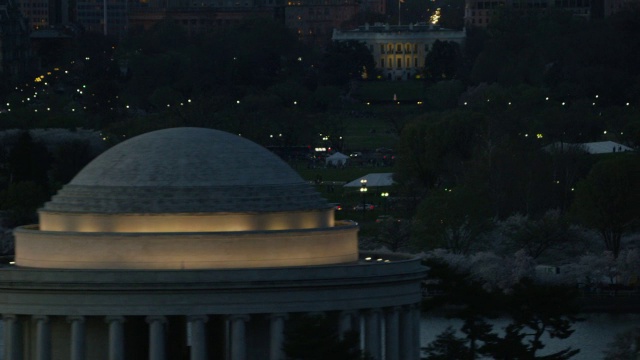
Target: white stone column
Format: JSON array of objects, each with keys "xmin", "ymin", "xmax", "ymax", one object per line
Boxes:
[
  {"xmin": 3, "ymin": 314, "xmax": 22, "ymax": 360},
  {"xmin": 364, "ymin": 309, "xmax": 382, "ymax": 360},
  {"xmin": 384, "ymin": 307, "xmax": 400, "ymax": 360},
  {"xmin": 412, "ymin": 304, "xmax": 421, "ymax": 360},
  {"xmin": 338, "ymin": 310, "xmax": 356, "ymax": 339},
  {"xmin": 399, "ymin": 305, "xmax": 414, "ymax": 360},
  {"xmin": 67, "ymin": 316, "xmax": 86, "ymax": 360},
  {"xmin": 269, "ymin": 313, "xmax": 287, "ymax": 360},
  {"xmin": 106, "ymin": 316, "xmax": 125, "ymax": 360},
  {"xmin": 229, "ymin": 314, "xmax": 250, "ymax": 360},
  {"xmin": 146, "ymin": 316, "xmax": 166, "ymax": 360},
  {"xmin": 34, "ymin": 315, "xmax": 51, "ymax": 360},
  {"xmin": 187, "ymin": 315, "xmax": 208, "ymax": 360}
]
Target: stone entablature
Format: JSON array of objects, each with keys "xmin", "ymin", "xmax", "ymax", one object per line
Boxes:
[
  {"xmin": 0, "ymin": 253, "xmax": 424, "ymax": 314},
  {"xmin": 332, "ymin": 24, "xmax": 466, "ymax": 80},
  {"xmin": 15, "ymin": 221, "xmax": 358, "ymax": 269},
  {"xmin": 39, "ymin": 208, "xmax": 334, "ymax": 232}
]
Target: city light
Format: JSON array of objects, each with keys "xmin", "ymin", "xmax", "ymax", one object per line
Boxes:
[{"xmin": 430, "ymin": 8, "xmax": 441, "ymax": 25}]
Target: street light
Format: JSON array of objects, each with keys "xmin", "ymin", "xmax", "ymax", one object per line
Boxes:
[
  {"xmin": 380, "ymin": 192, "xmax": 389, "ymax": 212},
  {"xmin": 360, "ymin": 179, "xmax": 368, "ymax": 219}
]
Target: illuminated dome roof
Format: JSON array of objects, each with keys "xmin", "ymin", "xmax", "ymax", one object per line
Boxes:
[
  {"xmin": 20, "ymin": 127, "xmax": 357, "ymax": 269},
  {"xmin": 43, "ymin": 127, "xmax": 329, "ymax": 213}
]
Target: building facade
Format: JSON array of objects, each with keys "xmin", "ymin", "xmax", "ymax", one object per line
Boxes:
[
  {"xmin": 463, "ymin": 0, "xmax": 638, "ymax": 27},
  {"xmin": 16, "ymin": 0, "xmax": 128, "ymax": 36},
  {"xmin": 14, "ymin": 0, "xmax": 48, "ymax": 29},
  {"xmin": 332, "ymin": 23, "xmax": 466, "ymax": 80},
  {"xmin": 1, "ymin": 127, "xmax": 425, "ymax": 360},
  {"xmin": 128, "ymin": 7, "xmax": 274, "ymax": 35},
  {"xmin": 0, "ymin": 0, "xmax": 30, "ymax": 79},
  {"xmin": 285, "ymin": 0, "xmax": 360, "ymax": 45}
]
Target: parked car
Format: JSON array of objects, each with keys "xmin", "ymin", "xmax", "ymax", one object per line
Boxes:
[{"xmin": 353, "ymin": 203, "xmax": 375, "ymax": 211}]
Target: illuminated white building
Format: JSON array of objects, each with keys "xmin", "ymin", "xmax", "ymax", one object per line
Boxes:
[
  {"xmin": 2, "ymin": 127, "xmax": 425, "ymax": 360},
  {"xmin": 332, "ymin": 23, "xmax": 466, "ymax": 80}
]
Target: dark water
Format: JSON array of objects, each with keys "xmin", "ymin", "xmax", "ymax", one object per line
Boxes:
[{"xmin": 420, "ymin": 312, "xmax": 640, "ymax": 360}]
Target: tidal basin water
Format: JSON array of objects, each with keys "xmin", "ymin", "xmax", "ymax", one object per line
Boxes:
[{"xmin": 421, "ymin": 312, "xmax": 640, "ymax": 359}]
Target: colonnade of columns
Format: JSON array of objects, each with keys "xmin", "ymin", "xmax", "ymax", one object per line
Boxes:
[{"xmin": 2, "ymin": 304, "xmax": 421, "ymax": 360}]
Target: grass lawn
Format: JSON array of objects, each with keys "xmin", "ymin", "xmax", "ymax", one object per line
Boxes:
[
  {"xmin": 352, "ymin": 80, "xmax": 427, "ymax": 102},
  {"xmin": 294, "ymin": 165, "xmax": 373, "ymax": 183},
  {"xmin": 337, "ymin": 102, "xmax": 425, "ymax": 151},
  {"xmin": 342, "ymin": 112, "xmax": 399, "ymax": 150}
]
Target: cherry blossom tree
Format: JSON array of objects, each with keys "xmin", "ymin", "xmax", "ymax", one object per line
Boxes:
[{"xmin": 423, "ymin": 251, "xmax": 580, "ymax": 360}]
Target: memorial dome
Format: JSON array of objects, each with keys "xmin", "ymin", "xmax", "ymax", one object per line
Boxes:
[
  {"xmin": 16, "ymin": 127, "xmax": 358, "ymax": 269},
  {"xmin": 4, "ymin": 127, "xmax": 424, "ymax": 360},
  {"xmin": 43, "ymin": 127, "xmax": 329, "ymax": 214}
]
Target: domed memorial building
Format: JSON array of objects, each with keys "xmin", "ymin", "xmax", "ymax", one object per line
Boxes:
[{"xmin": 1, "ymin": 128, "xmax": 425, "ymax": 360}]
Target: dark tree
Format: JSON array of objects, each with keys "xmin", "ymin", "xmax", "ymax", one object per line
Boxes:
[
  {"xmin": 394, "ymin": 110, "xmax": 486, "ymax": 192},
  {"xmin": 496, "ymin": 279, "xmax": 581, "ymax": 359},
  {"xmin": 319, "ymin": 40, "xmax": 375, "ymax": 87},
  {"xmin": 572, "ymin": 154, "xmax": 640, "ymax": 258},
  {"xmin": 424, "ymin": 40, "xmax": 462, "ymax": 82},
  {"xmin": 0, "ymin": 181, "xmax": 49, "ymax": 227},
  {"xmin": 374, "ymin": 217, "xmax": 412, "ymax": 252},
  {"xmin": 603, "ymin": 327, "xmax": 640, "ymax": 360},
  {"xmin": 413, "ymin": 186, "xmax": 490, "ymax": 254},
  {"xmin": 7, "ymin": 131, "xmax": 51, "ymax": 186},
  {"xmin": 423, "ymin": 327, "xmax": 470, "ymax": 360},
  {"xmin": 423, "ymin": 258, "xmax": 581, "ymax": 360},
  {"xmin": 50, "ymin": 140, "xmax": 102, "ymax": 185}
]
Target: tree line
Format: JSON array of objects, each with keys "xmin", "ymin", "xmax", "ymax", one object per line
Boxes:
[{"xmin": 0, "ymin": 7, "xmax": 639, "ymax": 255}]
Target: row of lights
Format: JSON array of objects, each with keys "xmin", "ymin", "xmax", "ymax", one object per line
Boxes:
[
  {"xmin": 364, "ymin": 97, "xmax": 633, "ymax": 108},
  {"xmin": 462, "ymin": 95, "xmax": 633, "ymax": 107}
]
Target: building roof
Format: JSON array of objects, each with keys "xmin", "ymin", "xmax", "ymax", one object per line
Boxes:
[
  {"xmin": 580, "ymin": 141, "xmax": 633, "ymax": 154},
  {"xmin": 43, "ymin": 127, "xmax": 329, "ymax": 213},
  {"xmin": 346, "ymin": 23, "xmax": 461, "ymax": 33},
  {"xmin": 344, "ymin": 173, "xmax": 394, "ymax": 187},
  {"xmin": 332, "ymin": 23, "xmax": 466, "ymax": 42},
  {"xmin": 544, "ymin": 141, "xmax": 634, "ymax": 155}
]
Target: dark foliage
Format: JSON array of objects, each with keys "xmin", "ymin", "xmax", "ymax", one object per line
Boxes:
[
  {"xmin": 423, "ymin": 258, "xmax": 581, "ymax": 360},
  {"xmin": 424, "ymin": 40, "xmax": 462, "ymax": 82},
  {"xmin": 319, "ymin": 40, "xmax": 375, "ymax": 87},
  {"xmin": 572, "ymin": 154, "xmax": 640, "ymax": 258}
]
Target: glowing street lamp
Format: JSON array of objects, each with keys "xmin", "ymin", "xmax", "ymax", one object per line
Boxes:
[
  {"xmin": 360, "ymin": 179, "xmax": 368, "ymax": 219},
  {"xmin": 380, "ymin": 192, "xmax": 389, "ymax": 212}
]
